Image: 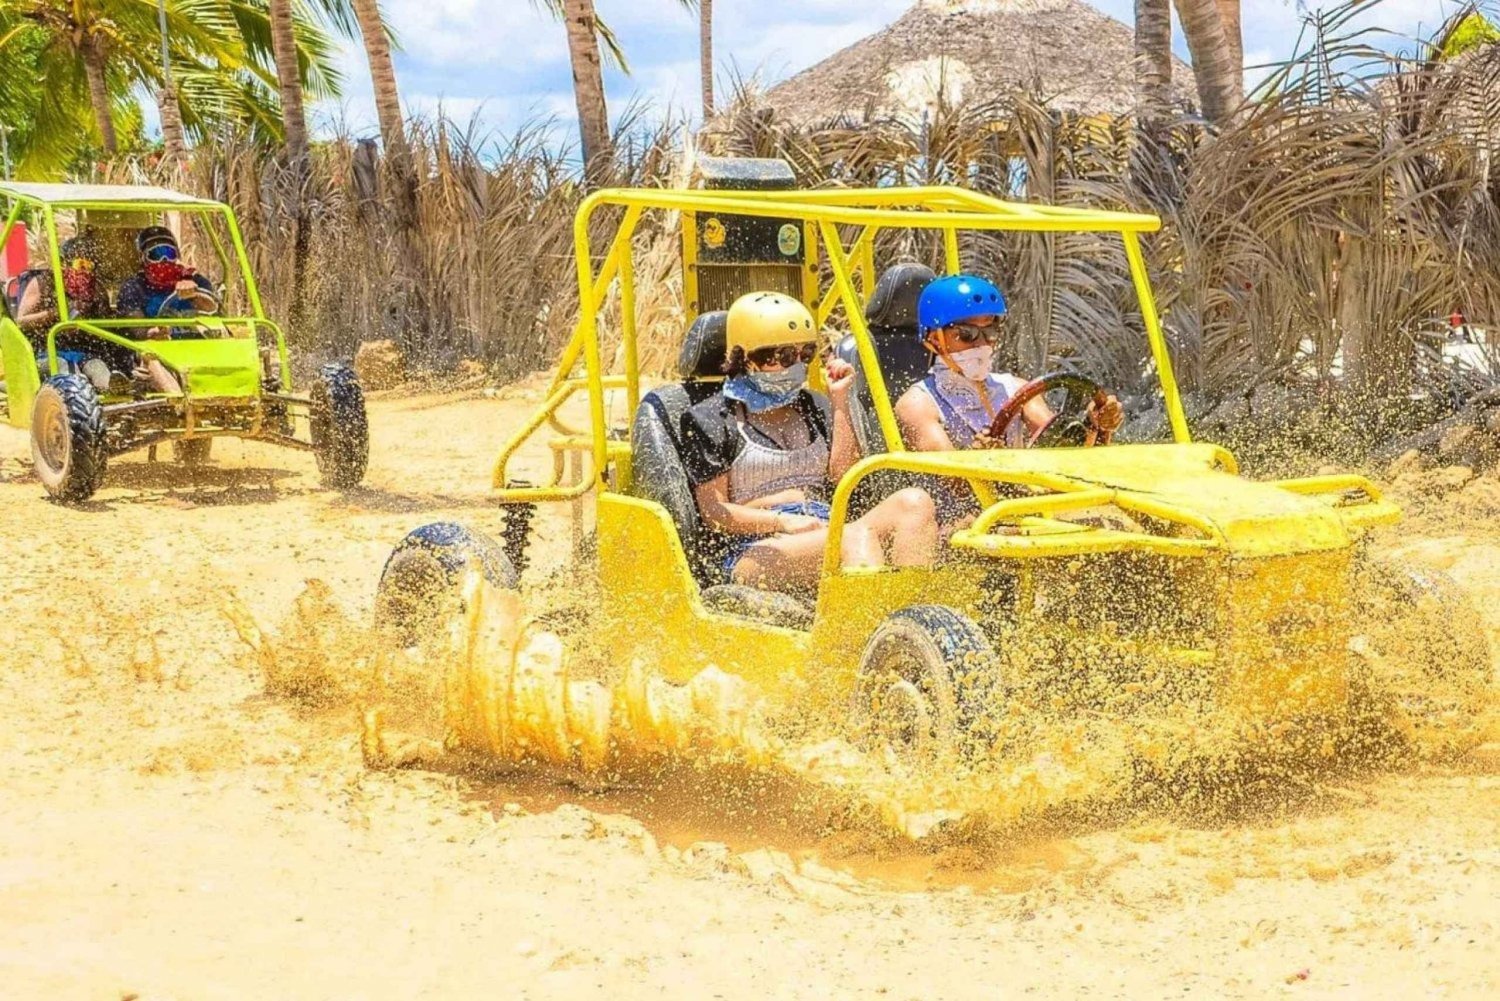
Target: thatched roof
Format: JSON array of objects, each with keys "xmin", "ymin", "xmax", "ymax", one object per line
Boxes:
[{"xmin": 764, "ymin": 0, "xmax": 1196, "ymax": 124}]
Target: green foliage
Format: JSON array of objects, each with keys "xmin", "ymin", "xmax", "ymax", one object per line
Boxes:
[
  {"xmin": 0, "ymin": 0, "xmax": 343, "ymax": 178},
  {"xmin": 1436, "ymin": 10, "xmax": 1500, "ymax": 59}
]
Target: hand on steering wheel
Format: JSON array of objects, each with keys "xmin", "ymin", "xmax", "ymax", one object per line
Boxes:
[{"xmin": 984, "ymin": 371, "xmax": 1120, "ymax": 448}]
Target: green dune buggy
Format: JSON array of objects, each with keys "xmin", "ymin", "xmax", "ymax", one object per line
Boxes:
[{"xmin": 0, "ymin": 182, "xmax": 367, "ymax": 501}]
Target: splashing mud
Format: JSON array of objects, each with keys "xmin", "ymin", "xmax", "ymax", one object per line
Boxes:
[{"xmin": 237, "ymin": 544, "xmax": 1494, "ymax": 861}]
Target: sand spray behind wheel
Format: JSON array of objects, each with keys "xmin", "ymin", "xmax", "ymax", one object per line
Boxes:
[{"xmin": 226, "ymin": 548, "xmax": 1495, "ymax": 844}]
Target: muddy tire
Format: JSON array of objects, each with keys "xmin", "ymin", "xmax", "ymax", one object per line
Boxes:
[
  {"xmin": 172, "ymin": 437, "xmax": 212, "ymax": 466},
  {"xmin": 375, "ymin": 522, "xmax": 519, "ymax": 644},
  {"xmin": 1351, "ymin": 557, "xmax": 1492, "ymax": 756},
  {"xmin": 310, "ymin": 362, "xmax": 368, "ymax": 488},
  {"xmin": 30, "ymin": 374, "xmax": 107, "ymax": 502},
  {"xmin": 851, "ymin": 604, "xmax": 1003, "ymax": 765}
]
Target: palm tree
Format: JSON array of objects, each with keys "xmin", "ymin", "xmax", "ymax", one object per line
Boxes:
[
  {"xmin": 266, "ymin": 0, "xmax": 309, "ymax": 166},
  {"xmin": 1134, "ymin": 0, "xmax": 1173, "ymax": 125},
  {"xmin": 350, "ymin": 0, "xmax": 404, "ymax": 158},
  {"xmin": 1172, "ymin": 0, "xmax": 1240, "ymax": 123},
  {"xmin": 537, "ymin": 0, "xmax": 698, "ymax": 182},
  {"xmin": 0, "ymin": 0, "xmax": 339, "ymax": 174},
  {"xmin": 700, "ymin": 0, "xmax": 712, "ymax": 119}
]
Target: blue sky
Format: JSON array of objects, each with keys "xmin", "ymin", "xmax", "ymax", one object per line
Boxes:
[{"xmin": 313, "ymin": 0, "xmax": 1468, "ymax": 146}]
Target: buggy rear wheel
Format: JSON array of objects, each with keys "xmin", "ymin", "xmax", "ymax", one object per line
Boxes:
[
  {"xmin": 851, "ymin": 604, "xmax": 1003, "ymax": 766},
  {"xmin": 31, "ymin": 374, "xmax": 107, "ymax": 502},
  {"xmin": 375, "ymin": 522, "xmax": 519, "ymax": 645},
  {"xmin": 310, "ymin": 362, "xmax": 369, "ymax": 488}
]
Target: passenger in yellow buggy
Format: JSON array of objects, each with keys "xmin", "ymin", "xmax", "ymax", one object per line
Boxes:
[
  {"xmin": 895, "ymin": 273, "xmax": 1124, "ymax": 452},
  {"xmin": 681, "ymin": 291, "xmax": 939, "ymax": 593}
]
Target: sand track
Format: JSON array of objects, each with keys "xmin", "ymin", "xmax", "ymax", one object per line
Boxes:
[{"xmin": 1, "ymin": 385, "xmax": 1496, "ymax": 999}]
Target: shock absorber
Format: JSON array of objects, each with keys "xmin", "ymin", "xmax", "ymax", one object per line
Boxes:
[{"xmin": 501, "ymin": 479, "xmax": 536, "ymax": 576}]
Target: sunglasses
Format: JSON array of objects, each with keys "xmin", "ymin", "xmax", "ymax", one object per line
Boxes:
[
  {"xmin": 145, "ymin": 244, "xmax": 179, "ymax": 263},
  {"xmin": 949, "ymin": 322, "xmax": 999, "ymax": 345},
  {"xmin": 747, "ymin": 342, "xmax": 817, "ymax": 368},
  {"xmin": 66, "ymin": 257, "xmax": 96, "ymax": 272}
]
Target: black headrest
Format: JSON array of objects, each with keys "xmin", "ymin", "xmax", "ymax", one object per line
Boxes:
[
  {"xmin": 864, "ymin": 262, "xmax": 936, "ymax": 330},
  {"xmin": 676, "ymin": 310, "xmax": 728, "ymax": 380}
]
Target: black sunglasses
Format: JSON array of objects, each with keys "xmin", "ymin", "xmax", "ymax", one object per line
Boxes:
[
  {"xmin": 747, "ymin": 342, "xmax": 817, "ymax": 368},
  {"xmin": 949, "ymin": 322, "xmax": 1000, "ymax": 345}
]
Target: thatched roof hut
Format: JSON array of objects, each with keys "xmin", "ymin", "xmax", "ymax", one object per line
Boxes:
[{"xmin": 764, "ymin": 0, "xmax": 1196, "ymax": 123}]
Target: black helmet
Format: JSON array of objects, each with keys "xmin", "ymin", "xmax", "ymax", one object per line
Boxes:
[
  {"xmin": 135, "ymin": 225, "xmax": 178, "ymax": 255},
  {"xmin": 60, "ymin": 235, "xmax": 100, "ymax": 261}
]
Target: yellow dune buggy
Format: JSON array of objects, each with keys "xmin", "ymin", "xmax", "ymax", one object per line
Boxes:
[
  {"xmin": 377, "ymin": 161, "xmax": 1488, "ymax": 763},
  {"xmin": 0, "ymin": 182, "xmax": 367, "ymax": 501}
]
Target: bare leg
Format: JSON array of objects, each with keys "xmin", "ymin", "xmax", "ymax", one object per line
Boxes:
[
  {"xmin": 731, "ymin": 488, "xmax": 939, "ymax": 589},
  {"xmin": 856, "ymin": 487, "xmax": 938, "ymax": 566}
]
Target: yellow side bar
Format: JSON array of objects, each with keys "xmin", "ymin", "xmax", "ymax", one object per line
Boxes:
[
  {"xmin": 490, "ymin": 376, "xmax": 626, "ymax": 489},
  {"xmin": 1123, "ymin": 230, "xmax": 1190, "ymax": 443},
  {"xmin": 819, "ymin": 221, "xmax": 903, "ymax": 454},
  {"xmin": 546, "ymin": 210, "xmax": 640, "ymax": 398},
  {"xmin": 858, "ymin": 228, "xmax": 878, "ymax": 300},
  {"xmin": 619, "ymin": 229, "xmax": 640, "ymax": 420},
  {"xmin": 943, "ymin": 228, "xmax": 961, "ymax": 273}
]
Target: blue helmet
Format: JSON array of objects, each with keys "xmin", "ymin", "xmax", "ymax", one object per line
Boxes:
[{"xmin": 916, "ymin": 274, "xmax": 1007, "ymax": 335}]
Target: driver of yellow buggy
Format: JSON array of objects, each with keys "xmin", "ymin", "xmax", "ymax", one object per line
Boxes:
[{"xmin": 895, "ymin": 273, "xmax": 1125, "ymax": 452}]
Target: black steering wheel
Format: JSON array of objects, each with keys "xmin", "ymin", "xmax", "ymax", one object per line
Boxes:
[{"xmin": 986, "ymin": 371, "xmax": 1112, "ymax": 448}]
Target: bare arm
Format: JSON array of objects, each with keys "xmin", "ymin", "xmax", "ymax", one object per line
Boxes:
[
  {"xmin": 15, "ymin": 281, "xmax": 54, "ymax": 329},
  {"xmin": 694, "ymin": 475, "xmax": 811, "ymax": 536},
  {"xmin": 1020, "ymin": 396, "xmax": 1055, "ymax": 440},
  {"xmin": 896, "ymin": 387, "xmax": 957, "ymax": 452},
  {"xmin": 824, "ymin": 358, "xmax": 860, "ymax": 481}
]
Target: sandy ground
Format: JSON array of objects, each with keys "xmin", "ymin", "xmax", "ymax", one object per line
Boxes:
[{"xmin": 1, "ymin": 382, "xmax": 1497, "ymax": 1000}]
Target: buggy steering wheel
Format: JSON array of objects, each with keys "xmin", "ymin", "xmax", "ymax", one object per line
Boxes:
[{"xmin": 986, "ymin": 371, "xmax": 1113, "ymax": 448}]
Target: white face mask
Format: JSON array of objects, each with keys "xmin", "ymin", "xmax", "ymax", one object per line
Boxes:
[{"xmin": 946, "ymin": 345, "xmax": 994, "ymax": 381}]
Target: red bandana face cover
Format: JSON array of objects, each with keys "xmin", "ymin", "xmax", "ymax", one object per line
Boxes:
[
  {"xmin": 63, "ymin": 268, "xmax": 99, "ymax": 300},
  {"xmin": 144, "ymin": 259, "xmax": 191, "ymax": 290}
]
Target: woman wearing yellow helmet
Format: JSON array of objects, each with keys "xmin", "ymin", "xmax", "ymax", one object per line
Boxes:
[{"xmin": 681, "ymin": 291, "xmax": 939, "ymax": 592}]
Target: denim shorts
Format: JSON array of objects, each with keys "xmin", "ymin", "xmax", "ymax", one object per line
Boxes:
[{"xmin": 722, "ymin": 500, "xmax": 831, "ymax": 575}]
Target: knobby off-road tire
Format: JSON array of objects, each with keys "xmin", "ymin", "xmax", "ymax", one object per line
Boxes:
[
  {"xmin": 172, "ymin": 437, "xmax": 213, "ymax": 466},
  {"xmin": 31, "ymin": 374, "xmax": 107, "ymax": 502},
  {"xmin": 375, "ymin": 522, "xmax": 519, "ymax": 645},
  {"xmin": 309, "ymin": 362, "xmax": 369, "ymax": 488},
  {"xmin": 851, "ymin": 604, "xmax": 1004, "ymax": 766}
]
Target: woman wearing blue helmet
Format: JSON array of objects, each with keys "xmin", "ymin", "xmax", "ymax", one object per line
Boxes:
[{"xmin": 894, "ymin": 273, "xmax": 1123, "ymax": 451}]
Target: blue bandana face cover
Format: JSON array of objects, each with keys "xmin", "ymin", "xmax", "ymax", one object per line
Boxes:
[{"xmin": 723, "ymin": 363, "xmax": 808, "ymax": 413}]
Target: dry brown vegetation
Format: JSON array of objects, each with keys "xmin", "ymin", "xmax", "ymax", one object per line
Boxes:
[{"xmin": 89, "ymin": 14, "xmax": 1498, "ymax": 447}]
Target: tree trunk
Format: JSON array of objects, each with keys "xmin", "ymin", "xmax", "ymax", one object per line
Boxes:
[
  {"xmin": 700, "ymin": 0, "xmax": 714, "ymax": 120},
  {"xmin": 561, "ymin": 0, "xmax": 613, "ymax": 183},
  {"xmin": 82, "ymin": 38, "xmax": 117, "ymax": 154},
  {"xmin": 1172, "ymin": 0, "xmax": 1241, "ymax": 124},
  {"xmin": 1134, "ymin": 0, "xmax": 1173, "ymax": 125},
  {"xmin": 352, "ymin": 0, "xmax": 405, "ymax": 158},
  {"xmin": 267, "ymin": 0, "xmax": 308, "ymax": 167},
  {"xmin": 267, "ymin": 0, "xmax": 310, "ymax": 336},
  {"xmin": 157, "ymin": 85, "xmax": 187, "ymax": 164},
  {"xmin": 1216, "ymin": 0, "xmax": 1243, "ymax": 92}
]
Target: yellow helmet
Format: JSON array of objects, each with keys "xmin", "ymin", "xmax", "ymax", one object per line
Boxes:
[{"xmin": 726, "ymin": 291, "xmax": 815, "ymax": 354}]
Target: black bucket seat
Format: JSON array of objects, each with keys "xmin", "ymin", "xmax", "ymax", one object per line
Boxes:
[
  {"xmin": 832, "ymin": 262, "xmax": 936, "ymax": 455},
  {"xmin": 629, "ymin": 311, "xmax": 730, "ymax": 585}
]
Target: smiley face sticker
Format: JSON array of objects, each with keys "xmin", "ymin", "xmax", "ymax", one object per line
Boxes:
[
  {"xmin": 777, "ymin": 223, "xmax": 802, "ymax": 257},
  {"xmin": 702, "ymin": 216, "xmax": 727, "ymax": 250}
]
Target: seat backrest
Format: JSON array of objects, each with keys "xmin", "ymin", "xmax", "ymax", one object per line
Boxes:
[
  {"xmin": 835, "ymin": 262, "xmax": 936, "ymax": 454},
  {"xmin": 630, "ymin": 310, "xmax": 729, "ymax": 583}
]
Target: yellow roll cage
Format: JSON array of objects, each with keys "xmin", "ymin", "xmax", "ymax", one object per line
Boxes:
[{"xmin": 492, "ymin": 184, "xmax": 1187, "ymax": 509}]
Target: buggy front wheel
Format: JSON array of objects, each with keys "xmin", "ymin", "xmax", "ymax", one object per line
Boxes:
[
  {"xmin": 31, "ymin": 374, "xmax": 107, "ymax": 502},
  {"xmin": 851, "ymin": 604, "xmax": 1004, "ymax": 767},
  {"xmin": 309, "ymin": 362, "xmax": 369, "ymax": 488}
]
